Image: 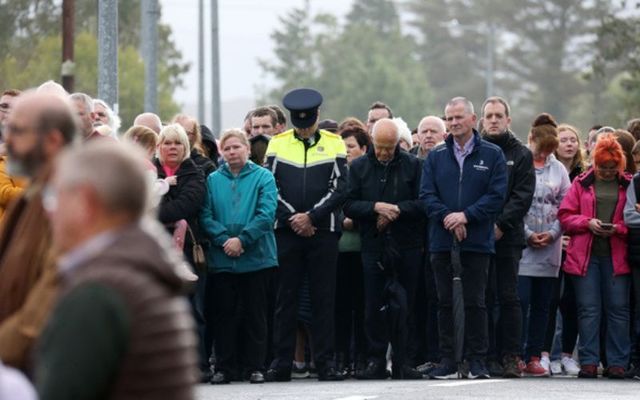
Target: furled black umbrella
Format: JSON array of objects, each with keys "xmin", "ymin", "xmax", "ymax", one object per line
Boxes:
[{"xmin": 451, "ymin": 237, "xmax": 465, "ymax": 377}]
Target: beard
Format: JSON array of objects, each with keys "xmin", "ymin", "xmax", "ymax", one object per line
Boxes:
[{"xmin": 6, "ymin": 139, "xmax": 45, "ymax": 178}]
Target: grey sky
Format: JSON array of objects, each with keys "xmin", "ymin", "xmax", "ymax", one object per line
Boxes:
[{"xmin": 160, "ymin": 0, "xmax": 353, "ymax": 126}]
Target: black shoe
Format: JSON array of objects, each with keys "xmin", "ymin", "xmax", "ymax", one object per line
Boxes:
[
  {"xmin": 249, "ymin": 371, "xmax": 265, "ymax": 384},
  {"xmin": 392, "ymin": 365, "xmax": 423, "ymax": 380},
  {"xmin": 354, "ymin": 358, "xmax": 367, "ymax": 379},
  {"xmin": 628, "ymin": 364, "xmax": 640, "ymax": 380},
  {"xmin": 335, "ymin": 353, "xmax": 351, "ymax": 378},
  {"xmin": 357, "ymin": 360, "xmax": 390, "ymax": 380},
  {"xmin": 487, "ymin": 359, "xmax": 504, "ymax": 377},
  {"xmin": 201, "ymin": 369, "xmax": 214, "ymax": 383},
  {"xmin": 264, "ymin": 368, "xmax": 292, "ymax": 382},
  {"xmin": 210, "ymin": 371, "xmax": 230, "ymax": 384},
  {"xmin": 318, "ymin": 366, "xmax": 345, "ymax": 381}
]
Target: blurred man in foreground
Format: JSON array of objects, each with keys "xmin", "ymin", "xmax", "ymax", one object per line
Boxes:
[{"xmin": 36, "ymin": 143, "xmax": 198, "ymax": 399}]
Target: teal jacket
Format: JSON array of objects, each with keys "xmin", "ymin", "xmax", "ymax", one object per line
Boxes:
[{"xmin": 200, "ymin": 161, "xmax": 278, "ymax": 273}]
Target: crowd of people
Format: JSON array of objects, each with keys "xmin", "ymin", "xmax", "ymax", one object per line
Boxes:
[{"xmin": 1, "ymin": 80, "xmax": 640, "ymax": 398}]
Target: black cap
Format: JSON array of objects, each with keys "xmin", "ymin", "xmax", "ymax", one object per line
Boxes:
[{"xmin": 282, "ymin": 88, "xmax": 323, "ymax": 128}]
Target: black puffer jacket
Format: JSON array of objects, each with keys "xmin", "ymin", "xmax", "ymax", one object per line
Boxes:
[
  {"xmin": 191, "ymin": 149, "xmax": 216, "ymax": 177},
  {"xmin": 154, "ymin": 158, "xmax": 206, "ymax": 245},
  {"xmin": 344, "ymin": 147, "xmax": 425, "ymax": 253},
  {"xmin": 483, "ymin": 130, "xmax": 535, "ymax": 248}
]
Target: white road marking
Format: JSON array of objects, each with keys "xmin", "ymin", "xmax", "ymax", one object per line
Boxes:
[
  {"xmin": 333, "ymin": 396, "xmax": 379, "ymax": 400},
  {"xmin": 430, "ymin": 379, "xmax": 508, "ymax": 387}
]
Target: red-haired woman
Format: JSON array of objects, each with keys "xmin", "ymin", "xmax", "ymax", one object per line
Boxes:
[{"xmin": 558, "ymin": 134, "xmax": 632, "ymax": 379}]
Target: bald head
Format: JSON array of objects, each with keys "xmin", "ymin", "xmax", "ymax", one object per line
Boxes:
[
  {"xmin": 5, "ymin": 91, "xmax": 77, "ymax": 177},
  {"xmin": 372, "ymin": 118, "xmax": 399, "ymax": 142},
  {"xmin": 372, "ymin": 118, "xmax": 399, "ymax": 163},
  {"xmin": 134, "ymin": 112, "xmax": 162, "ymax": 134}
]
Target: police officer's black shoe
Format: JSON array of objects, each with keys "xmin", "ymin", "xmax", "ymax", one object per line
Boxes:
[
  {"xmin": 356, "ymin": 360, "xmax": 390, "ymax": 380},
  {"xmin": 264, "ymin": 368, "xmax": 292, "ymax": 382},
  {"xmin": 317, "ymin": 366, "xmax": 345, "ymax": 381}
]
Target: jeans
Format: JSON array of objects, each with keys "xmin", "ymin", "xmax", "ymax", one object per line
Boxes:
[
  {"xmin": 572, "ymin": 256, "xmax": 631, "ymax": 367},
  {"xmin": 431, "ymin": 251, "xmax": 490, "ymax": 362},
  {"xmin": 518, "ymin": 276, "xmax": 555, "ymax": 361},
  {"xmin": 487, "ymin": 246, "xmax": 523, "ymax": 359},
  {"xmin": 361, "ymin": 247, "xmax": 421, "ymax": 365},
  {"xmin": 631, "ymin": 267, "xmax": 640, "ymax": 364}
]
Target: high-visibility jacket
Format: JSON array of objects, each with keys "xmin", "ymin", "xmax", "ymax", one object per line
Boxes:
[{"xmin": 265, "ymin": 128, "xmax": 347, "ymax": 232}]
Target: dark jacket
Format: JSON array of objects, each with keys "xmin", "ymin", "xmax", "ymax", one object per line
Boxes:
[
  {"xmin": 482, "ymin": 130, "xmax": 535, "ymax": 248},
  {"xmin": 344, "ymin": 146, "xmax": 425, "ymax": 252},
  {"xmin": 420, "ymin": 130, "xmax": 507, "ymax": 254},
  {"xmin": 265, "ymin": 129, "xmax": 348, "ymax": 232},
  {"xmin": 190, "ymin": 150, "xmax": 216, "ymax": 178},
  {"xmin": 154, "ymin": 158, "xmax": 206, "ymax": 244}
]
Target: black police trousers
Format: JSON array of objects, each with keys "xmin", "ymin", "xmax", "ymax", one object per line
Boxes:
[{"xmin": 270, "ymin": 229, "xmax": 339, "ymax": 371}]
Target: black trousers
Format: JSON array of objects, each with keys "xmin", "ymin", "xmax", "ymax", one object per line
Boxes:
[
  {"xmin": 542, "ymin": 269, "xmax": 578, "ymax": 355},
  {"xmin": 486, "ymin": 245, "xmax": 523, "ymax": 359},
  {"xmin": 213, "ymin": 268, "xmax": 274, "ymax": 374},
  {"xmin": 184, "ymin": 250, "xmax": 209, "ymax": 372},
  {"xmin": 335, "ymin": 251, "xmax": 366, "ymax": 363},
  {"xmin": 361, "ymin": 247, "xmax": 421, "ymax": 364},
  {"xmin": 270, "ymin": 230, "xmax": 339, "ymax": 370},
  {"xmin": 432, "ymin": 251, "xmax": 490, "ymax": 362}
]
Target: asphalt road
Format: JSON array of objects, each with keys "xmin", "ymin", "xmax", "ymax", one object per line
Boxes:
[{"xmin": 195, "ymin": 376, "xmax": 640, "ymax": 400}]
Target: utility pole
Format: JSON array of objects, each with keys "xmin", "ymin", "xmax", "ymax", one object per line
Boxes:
[
  {"xmin": 141, "ymin": 0, "xmax": 159, "ymax": 113},
  {"xmin": 211, "ymin": 0, "xmax": 221, "ymax": 136},
  {"xmin": 486, "ymin": 22, "xmax": 496, "ymax": 99},
  {"xmin": 61, "ymin": 0, "xmax": 75, "ymax": 92},
  {"xmin": 97, "ymin": 0, "xmax": 118, "ymax": 113},
  {"xmin": 198, "ymin": 0, "xmax": 205, "ymax": 123}
]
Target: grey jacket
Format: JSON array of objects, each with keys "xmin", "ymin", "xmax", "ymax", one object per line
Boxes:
[{"xmin": 519, "ymin": 154, "xmax": 571, "ymax": 277}]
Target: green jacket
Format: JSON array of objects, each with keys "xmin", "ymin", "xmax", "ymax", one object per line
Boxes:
[{"xmin": 200, "ymin": 161, "xmax": 278, "ymax": 273}]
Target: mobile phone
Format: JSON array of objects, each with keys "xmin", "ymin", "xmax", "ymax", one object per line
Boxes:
[{"xmin": 600, "ymin": 222, "xmax": 614, "ymax": 230}]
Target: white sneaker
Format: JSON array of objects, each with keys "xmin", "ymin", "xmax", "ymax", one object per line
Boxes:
[
  {"xmin": 561, "ymin": 356, "xmax": 580, "ymax": 376},
  {"xmin": 540, "ymin": 355, "xmax": 551, "ymax": 374},
  {"xmin": 549, "ymin": 360, "xmax": 562, "ymax": 376}
]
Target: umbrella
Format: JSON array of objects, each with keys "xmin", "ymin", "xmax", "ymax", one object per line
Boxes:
[
  {"xmin": 451, "ymin": 237, "xmax": 465, "ymax": 378},
  {"xmin": 377, "ymin": 233, "xmax": 409, "ymax": 377}
]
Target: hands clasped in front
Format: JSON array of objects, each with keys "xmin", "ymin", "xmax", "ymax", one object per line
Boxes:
[
  {"xmin": 289, "ymin": 213, "xmax": 316, "ymax": 237},
  {"xmin": 374, "ymin": 202, "xmax": 400, "ymax": 232},
  {"xmin": 223, "ymin": 237, "xmax": 244, "ymax": 257},
  {"xmin": 444, "ymin": 212, "xmax": 467, "ymax": 242}
]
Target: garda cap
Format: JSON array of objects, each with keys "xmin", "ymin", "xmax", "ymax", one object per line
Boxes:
[{"xmin": 282, "ymin": 88, "xmax": 323, "ymax": 129}]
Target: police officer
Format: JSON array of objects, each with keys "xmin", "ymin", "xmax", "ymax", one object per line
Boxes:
[{"xmin": 265, "ymin": 88, "xmax": 348, "ymax": 381}]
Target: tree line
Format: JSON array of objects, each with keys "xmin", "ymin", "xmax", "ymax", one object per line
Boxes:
[{"xmin": 259, "ymin": 0, "xmax": 640, "ymax": 138}]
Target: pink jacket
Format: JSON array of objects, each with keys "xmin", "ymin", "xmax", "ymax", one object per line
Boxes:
[{"xmin": 558, "ymin": 169, "xmax": 631, "ymax": 277}]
